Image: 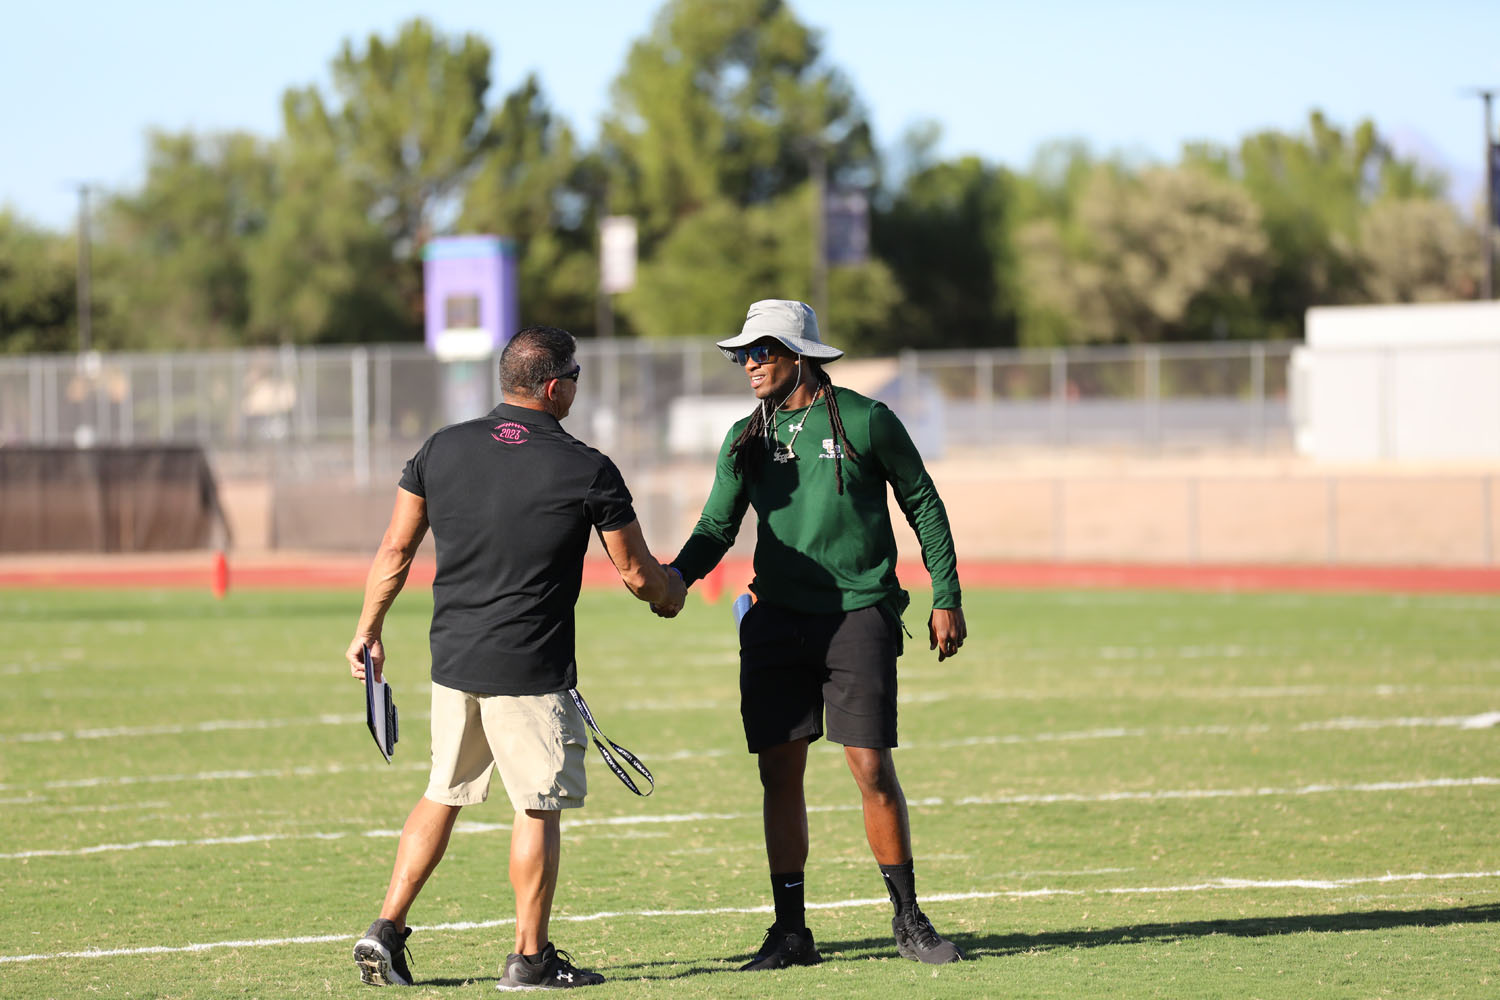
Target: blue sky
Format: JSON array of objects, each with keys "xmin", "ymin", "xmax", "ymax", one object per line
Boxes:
[{"xmin": 5, "ymin": 0, "xmax": 1497, "ymax": 231}]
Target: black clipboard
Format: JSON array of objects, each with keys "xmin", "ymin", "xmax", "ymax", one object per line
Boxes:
[{"xmin": 363, "ymin": 644, "xmax": 399, "ymax": 763}]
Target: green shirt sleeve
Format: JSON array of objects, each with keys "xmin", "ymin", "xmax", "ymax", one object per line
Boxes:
[
  {"xmin": 671, "ymin": 425, "xmax": 751, "ymax": 585},
  {"xmin": 870, "ymin": 403, "xmax": 962, "ymax": 609}
]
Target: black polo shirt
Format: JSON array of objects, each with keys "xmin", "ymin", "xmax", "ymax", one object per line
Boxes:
[{"xmin": 398, "ymin": 402, "xmax": 636, "ymax": 695}]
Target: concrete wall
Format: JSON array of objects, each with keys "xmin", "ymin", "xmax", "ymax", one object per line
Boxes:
[{"xmin": 1295, "ymin": 301, "xmax": 1500, "ymax": 461}]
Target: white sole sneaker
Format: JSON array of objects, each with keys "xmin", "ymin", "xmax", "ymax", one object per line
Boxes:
[{"xmin": 354, "ymin": 936, "xmax": 412, "ymax": 986}]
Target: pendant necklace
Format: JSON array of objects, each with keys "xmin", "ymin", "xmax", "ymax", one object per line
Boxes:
[
  {"xmin": 772, "ymin": 411, "xmax": 806, "ymax": 463},
  {"xmin": 772, "ymin": 388, "xmax": 819, "ymax": 464}
]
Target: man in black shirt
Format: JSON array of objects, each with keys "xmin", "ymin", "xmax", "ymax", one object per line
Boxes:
[{"xmin": 345, "ymin": 326, "xmax": 685, "ymax": 990}]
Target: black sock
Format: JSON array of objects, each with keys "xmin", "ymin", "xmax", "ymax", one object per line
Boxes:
[
  {"xmin": 770, "ymin": 871, "xmax": 806, "ymax": 931},
  {"xmin": 879, "ymin": 859, "xmax": 916, "ymax": 915}
]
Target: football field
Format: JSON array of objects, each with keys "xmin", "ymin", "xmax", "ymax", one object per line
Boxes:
[{"xmin": 3, "ymin": 585, "xmax": 1499, "ymax": 998}]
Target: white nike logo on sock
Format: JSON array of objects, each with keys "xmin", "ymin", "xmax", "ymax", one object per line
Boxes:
[{"xmin": 783, "ymin": 881, "xmax": 803, "ymax": 888}]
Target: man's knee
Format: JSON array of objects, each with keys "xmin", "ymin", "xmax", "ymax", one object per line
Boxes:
[
  {"xmin": 846, "ymin": 748, "xmax": 901, "ymax": 797},
  {"xmin": 756, "ymin": 741, "xmax": 808, "ymax": 790}
]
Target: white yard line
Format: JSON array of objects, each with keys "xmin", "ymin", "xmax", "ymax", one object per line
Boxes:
[
  {"xmin": 4, "ymin": 776, "xmax": 1495, "ymax": 861},
  {"xmin": 5, "ymin": 868, "xmax": 1499, "ymax": 965},
  {"xmin": 8, "ymin": 690, "xmax": 1496, "ymax": 748},
  {"xmin": 3, "ymin": 711, "xmax": 1496, "ymax": 796}
]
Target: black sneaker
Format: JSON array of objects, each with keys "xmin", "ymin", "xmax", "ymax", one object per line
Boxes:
[
  {"xmin": 893, "ymin": 904, "xmax": 963, "ymax": 964},
  {"xmin": 738, "ymin": 925, "xmax": 822, "ymax": 971},
  {"xmin": 496, "ymin": 942, "xmax": 605, "ymax": 991},
  {"xmin": 353, "ymin": 918, "xmax": 414, "ymax": 986}
]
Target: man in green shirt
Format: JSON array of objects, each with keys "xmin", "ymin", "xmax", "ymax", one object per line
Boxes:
[{"xmin": 667, "ymin": 299, "xmax": 968, "ymax": 970}]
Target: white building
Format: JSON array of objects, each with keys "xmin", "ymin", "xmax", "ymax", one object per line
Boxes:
[{"xmin": 1292, "ymin": 300, "xmax": 1500, "ymax": 461}]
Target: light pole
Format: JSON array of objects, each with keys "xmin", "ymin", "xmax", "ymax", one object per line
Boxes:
[
  {"xmin": 75, "ymin": 183, "xmax": 93, "ymax": 353},
  {"xmin": 809, "ymin": 142, "xmax": 829, "ymax": 325},
  {"xmin": 1473, "ymin": 89, "xmax": 1497, "ymax": 300}
]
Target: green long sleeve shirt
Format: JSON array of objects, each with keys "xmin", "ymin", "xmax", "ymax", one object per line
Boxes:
[{"xmin": 672, "ymin": 386, "xmax": 961, "ymax": 617}]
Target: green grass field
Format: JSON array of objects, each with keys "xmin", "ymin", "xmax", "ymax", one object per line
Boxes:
[{"xmin": 3, "ymin": 585, "xmax": 1499, "ymax": 999}]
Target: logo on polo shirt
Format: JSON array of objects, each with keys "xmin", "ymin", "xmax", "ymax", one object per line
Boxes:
[{"xmin": 491, "ymin": 421, "xmax": 530, "ymax": 445}]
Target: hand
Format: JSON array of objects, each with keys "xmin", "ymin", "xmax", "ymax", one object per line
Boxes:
[
  {"xmin": 928, "ymin": 608, "xmax": 967, "ymax": 662},
  {"xmin": 347, "ymin": 635, "xmax": 384, "ymax": 682},
  {"xmin": 650, "ymin": 565, "xmax": 687, "ymax": 619}
]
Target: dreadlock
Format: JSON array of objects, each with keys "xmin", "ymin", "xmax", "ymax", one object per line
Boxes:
[{"xmin": 727, "ymin": 363, "xmax": 859, "ymax": 494}]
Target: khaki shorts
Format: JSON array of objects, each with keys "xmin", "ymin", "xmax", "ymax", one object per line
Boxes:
[{"xmin": 424, "ymin": 683, "xmax": 587, "ymax": 811}]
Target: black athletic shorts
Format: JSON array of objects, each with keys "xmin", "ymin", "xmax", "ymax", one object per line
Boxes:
[{"xmin": 737, "ymin": 601, "xmax": 903, "ymax": 753}]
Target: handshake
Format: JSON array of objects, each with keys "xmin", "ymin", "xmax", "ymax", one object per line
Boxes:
[{"xmin": 648, "ymin": 563, "xmax": 688, "ymax": 619}]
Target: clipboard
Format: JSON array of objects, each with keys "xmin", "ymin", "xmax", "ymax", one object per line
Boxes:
[{"xmin": 363, "ymin": 644, "xmax": 399, "ymax": 763}]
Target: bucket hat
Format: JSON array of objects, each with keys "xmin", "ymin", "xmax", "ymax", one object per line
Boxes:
[{"xmin": 715, "ymin": 299, "xmax": 843, "ymax": 362}]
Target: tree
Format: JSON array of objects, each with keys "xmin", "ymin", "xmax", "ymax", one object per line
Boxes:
[
  {"xmin": 1186, "ymin": 111, "xmax": 1447, "ymax": 338},
  {"xmin": 621, "ymin": 187, "xmax": 900, "ymax": 351},
  {"xmin": 1017, "ymin": 163, "xmax": 1268, "ymax": 344},
  {"xmin": 601, "ymin": 0, "xmax": 876, "ymax": 247},
  {"xmin": 278, "ymin": 19, "xmax": 496, "ymax": 331},
  {"xmin": 96, "ymin": 130, "xmax": 275, "ymax": 349},
  {"xmin": 873, "ymin": 154, "xmax": 1018, "ymax": 351},
  {"xmin": 459, "ymin": 75, "xmax": 601, "ymax": 336},
  {"xmin": 244, "ymin": 89, "xmax": 409, "ymax": 345},
  {"xmin": 0, "ymin": 210, "xmax": 76, "ymax": 353},
  {"xmin": 1358, "ymin": 198, "xmax": 1482, "ymax": 303}
]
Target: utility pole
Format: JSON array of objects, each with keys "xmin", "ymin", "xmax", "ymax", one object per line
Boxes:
[
  {"xmin": 1484, "ymin": 90, "xmax": 1496, "ymax": 300},
  {"xmin": 75, "ymin": 183, "xmax": 93, "ymax": 353},
  {"xmin": 1473, "ymin": 89, "xmax": 1497, "ymax": 300},
  {"xmin": 810, "ymin": 143, "xmax": 828, "ymax": 325}
]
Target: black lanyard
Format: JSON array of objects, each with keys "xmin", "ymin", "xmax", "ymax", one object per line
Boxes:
[{"xmin": 568, "ymin": 688, "xmax": 654, "ymax": 796}]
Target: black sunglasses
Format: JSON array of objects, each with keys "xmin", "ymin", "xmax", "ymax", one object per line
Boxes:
[
  {"xmin": 730, "ymin": 345, "xmax": 775, "ymax": 366},
  {"xmin": 553, "ymin": 364, "xmax": 581, "ymax": 383}
]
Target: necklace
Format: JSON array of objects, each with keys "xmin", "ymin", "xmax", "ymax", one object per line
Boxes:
[
  {"xmin": 772, "ymin": 410, "xmax": 806, "ymax": 463},
  {"xmin": 771, "ymin": 388, "xmax": 820, "ymax": 463}
]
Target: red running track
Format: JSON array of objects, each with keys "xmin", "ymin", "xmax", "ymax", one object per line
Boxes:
[{"xmin": 2, "ymin": 554, "xmax": 1499, "ymax": 595}]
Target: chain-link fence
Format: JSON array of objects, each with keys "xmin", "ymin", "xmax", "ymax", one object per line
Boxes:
[{"xmin": 0, "ymin": 340, "xmax": 1296, "ymax": 488}]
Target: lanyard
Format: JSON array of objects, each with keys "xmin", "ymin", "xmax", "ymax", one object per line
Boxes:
[{"xmin": 568, "ymin": 688, "xmax": 654, "ymax": 796}]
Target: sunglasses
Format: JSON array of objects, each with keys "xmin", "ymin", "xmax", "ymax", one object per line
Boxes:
[
  {"xmin": 553, "ymin": 364, "xmax": 581, "ymax": 383},
  {"xmin": 729, "ymin": 345, "xmax": 775, "ymax": 366}
]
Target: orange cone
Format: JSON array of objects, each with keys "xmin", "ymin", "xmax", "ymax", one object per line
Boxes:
[
  {"xmin": 700, "ymin": 562, "xmax": 725, "ymax": 604},
  {"xmin": 211, "ymin": 550, "xmax": 229, "ymax": 599}
]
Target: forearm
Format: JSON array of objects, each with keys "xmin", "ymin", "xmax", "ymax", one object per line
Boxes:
[
  {"xmin": 906, "ymin": 487, "xmax": 962, "ymax": 608},
  {"xmin": 621, "ymin": 557, "xmax": 679, "ymax": 604},
  {"xmin": 875, "ymin": 405, "xmax": 961, "ymax": 607},
  {"xmin": 355, "ymin": 542, "xmax": 416, "ymax": 638},
  {"xmin": 671, "ymin": 529, "xmax": 733, "ymax": 585},
  {"xmin": 673, "ymin": 446, "xmax": 747, "ymax": 583}
]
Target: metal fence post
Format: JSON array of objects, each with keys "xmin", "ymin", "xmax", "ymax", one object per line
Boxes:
[
  {"xmin": 978, "ymin": 352, "xmax": 995, "ymax": 446},
  {"xmin": 158, "ymin": 354, "xmax": 173, "ymax": 440},
  {"xmin": 686, "ymin": 340, "xmax": 702, "ymax": 398},
  {"xmin": 352, "ymin": 347, "xmax": 370, "ymax": 489},
  {"xmin": 1144, "ymin": 345, "xmax": 1160, "ymax": 451},
  {"xmin": 1251, "ymin": 343, "xmax": 1266, "ymax": 452},
  {"xmin": 28, "ymin": 356, "xmax": 43, "ymax": 440},
  {"xmin": 195, "ymin": 356, "xmax": 209, "ymax": 445},
  {"xmin": 1050, "ymin": 348, "xmax": 1067, "ymax": 447},
  {"xmin": 899, "ymin": 348, "xmax": 918, "ymax": 420},
  {"xmin": 120, "ymin": 359, "xmax": 134, "ymax": 444},
  {"xmin": 376, "ymin": 347, "xmax": 392, "ymax": 477},
  {"xmin": 44, "ymin": 358, "xmax": 58, "ymax": 441}
]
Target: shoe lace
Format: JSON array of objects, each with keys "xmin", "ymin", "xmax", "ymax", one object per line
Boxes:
[
  {"xmin": 396, "ymin": 928, "xmax": 415, "ymax": 971},
  {"xmin": 551, "ymin": 948, "xmax": 583, "ymax": 973},
  {"xmin": 904, "ymin": 907, "xmax": 943, "ymax": 949}
]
